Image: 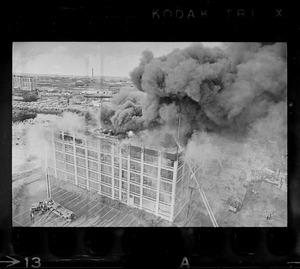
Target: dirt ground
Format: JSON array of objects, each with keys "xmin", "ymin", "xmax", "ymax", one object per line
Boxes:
[
  {"xmin": 222, "ymin": 181, "xmax": 287, "ymax": 227},
  {"xmin": 179, "ymin": 168, "xmax": 287, "ymax": 227},
  {"xmin": 173, "ymin": 196, "xmax": 213, "ymax": 227},
  {"xmin": 12, "ymin": 173, "xmax": 47, "ymax": 226}
]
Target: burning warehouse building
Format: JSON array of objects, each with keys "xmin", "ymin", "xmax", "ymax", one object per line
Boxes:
[
  {"xmin": 45, "ymin": 42, "xmax": 287, "ymax": 225},
  {"xmin": 46, "ymin": 129, "xmax": 192, "ymax": 222}
]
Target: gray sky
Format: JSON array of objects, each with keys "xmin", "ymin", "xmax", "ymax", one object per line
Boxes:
[{"xmin": 13, "ymin": 42, "xmax": 223, "ymax": 77}]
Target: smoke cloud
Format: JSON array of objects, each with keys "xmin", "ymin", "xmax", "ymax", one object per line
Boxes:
[
  {"xmin": 100, "ymin": 87, "xmax": 147, "ymax": 133},
  {"xmin": 54, "ymin": 112, "xmax": 86, "ymax": 135},
  {"xmin": 128, "ymin": 42, "xmax": 287, "ymax": 168},
  {"xmin": 130, "ymin": 43, "xmax": 287, "ymax": 141}
]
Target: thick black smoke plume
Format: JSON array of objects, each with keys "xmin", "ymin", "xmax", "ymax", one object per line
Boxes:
[
  {"xmin": 100, "ymin": 87, "xmax": 146, "ymax": 133},
  {"xmin": 130, "ymin": 43, "xmax": 287, "ymax": 143}
]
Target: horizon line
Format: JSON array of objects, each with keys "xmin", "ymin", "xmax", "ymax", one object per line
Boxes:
[{"xmin": 13, "ymin": 72, "xmax": 130, "ymax": 79}]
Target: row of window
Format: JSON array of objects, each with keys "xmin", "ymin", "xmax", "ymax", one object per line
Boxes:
[
  {"xmin": 55, "ymin": 149, "xmax": 175, "ymax": 178},
  {"xmin": 54, "ymin": 160, "xmax": 174, "ymax": 192},
  {"xmin": 56, "ymin": 151, "xmax": 177, "ymax": 173},
  {"xmin": 56, "ymin": 167, "xmax": 173, "ymax": 215},
  {"xmin": 55, "ymin": 141, "xmax": 178, "ymax": 168},
  {"xmin": 114, "ymin": 189, "xmax": 140, "ymax": 207},
  {"xmin": 54, "ymin": 161, "xmax": 180, "ymax": 193},
  {"xmin": 64, "ymin": 173, "xmax": 112, "ymax": 195},
  {"xmin": 59, "ymin": 167, "xmax": 176, "ymax": 205},
  {"xmin": 55, "ymin": 143, "xmax": 101, "ymax": 162}
]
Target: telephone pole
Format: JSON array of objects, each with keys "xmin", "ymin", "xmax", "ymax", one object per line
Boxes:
[
  {"xmin": 46, "ymin": 170, "xmax": 51, "ymax": 199},
  {"xmin": 186, "ymin": 186, "xmax": 198, "ymax": 219}
]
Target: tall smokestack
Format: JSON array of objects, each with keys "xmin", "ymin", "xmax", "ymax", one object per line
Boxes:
[
  {"xmin": 100, "ymin": 56, "xmax": 104, "ymax": 83},
  {"xmin": 92, "ymin": 68, "xmax": 94, "ymax": 81}
]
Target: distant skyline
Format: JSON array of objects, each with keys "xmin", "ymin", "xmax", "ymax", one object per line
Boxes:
[{"xmin": 13, "ymin": 42, "xmax": 223, "ymax": 77}]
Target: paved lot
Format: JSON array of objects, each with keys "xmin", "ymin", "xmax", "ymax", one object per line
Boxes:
[{"xmin": 13, "ymin": 184, "xmax": 143, "ymax": 227}]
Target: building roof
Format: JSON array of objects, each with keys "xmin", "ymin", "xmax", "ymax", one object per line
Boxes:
[{"xmin": 51, "ymin": 125, "xmax": 184, "ymax": 155}]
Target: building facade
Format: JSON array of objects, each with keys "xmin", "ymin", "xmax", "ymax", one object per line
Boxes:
[
  {"xmin": 13, "ymin": 75, "xmax": 37, "ymax": 91},
  {"xmin": 46, "ymin": 130, "xmax": 192, "ymax": 222}
]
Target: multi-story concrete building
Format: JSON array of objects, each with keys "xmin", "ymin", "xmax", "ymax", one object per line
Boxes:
[
  {"xmin": 13, "ymin": 75, "xmax": 37, "ymax": 91},
  {"xmin": 46, "ymin": 130, "xmax": 192, "ymax": 222}
]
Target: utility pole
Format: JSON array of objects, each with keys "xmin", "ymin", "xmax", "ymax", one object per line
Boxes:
[
  {"xmin": 186, "ymin": 186, "xmax": 197, "ymax": 219},
  {"xmin": 46, "ymin": 170, "xmax": 51, "ymax": 199}
]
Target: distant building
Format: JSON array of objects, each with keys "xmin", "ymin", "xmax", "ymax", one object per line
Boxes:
[
  {"xmin": 13, "ymin": 75, "xmax": 37, "ymax": 91},
  {"xmin": 75, "ymin": 80, "xmax": 84, "ymax": 87},
  {"xmin": 81, "ymin": 89, "xmax": 100, "ymax": 95},
  {"xmin": 37, "ymin": 82, "xmax": 53, "ymax": 87}
]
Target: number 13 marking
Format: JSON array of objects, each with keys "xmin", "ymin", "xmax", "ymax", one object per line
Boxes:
[{"xmin": 25, "ymin": 257, "xmax": 41, "ymax": 268}]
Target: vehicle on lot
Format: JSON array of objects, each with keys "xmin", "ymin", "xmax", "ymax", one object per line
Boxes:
[
  {"xmin": 30, "ymin": 202, "xmax": 42, "ymax": 213},
  {"xmin": 229, "ymin": 200, "xmax": 242, "ymax": 213},
  {"xmin": 30, "ymin": 198, "xmax": 75, "ymax": 222},
  {"xmin": 51, "ymin": 202, "xmax": 76, "ymax": 222}
]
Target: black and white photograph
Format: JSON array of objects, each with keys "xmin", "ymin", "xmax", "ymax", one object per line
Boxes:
[{"xmin": 12, "ymin": 42, "xmax": 287, "ymax": 227}]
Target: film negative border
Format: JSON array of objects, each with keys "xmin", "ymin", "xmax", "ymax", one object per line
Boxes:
[{"xmin": 1, "ymin": 0, "xmax": 300, "ymax": 268}]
